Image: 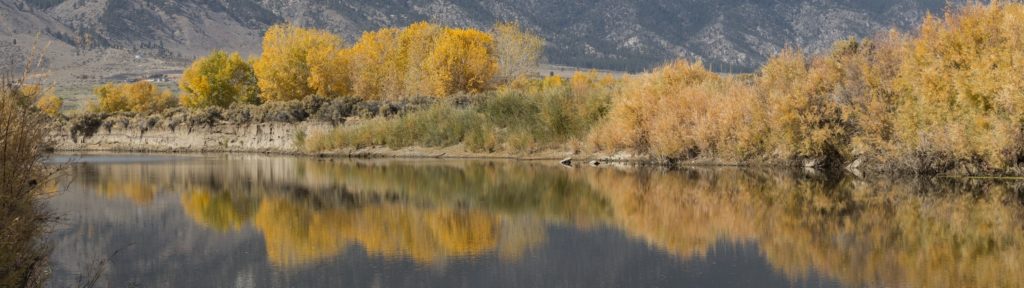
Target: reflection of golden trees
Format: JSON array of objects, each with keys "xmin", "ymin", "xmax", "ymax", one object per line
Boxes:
[
  {"xmin": 579, "ymin": 168, "xmax": 1024, "ymax": 288},
  {"xmin": 251, "ymin": 197, "xmax": 502, "ymax": 267},
  {"xmin": 180, "ymin": 188, "xmax": 257, "ymax": 231},
  {"xmin": 81, "ymin": 162, "xmax": 186, "ymax": 205},
  {"xmin": 73, "ymin": 157, "xmax": 594, "ymax": 268},
  {"xmin": 298, "ymin": 160, "xmax": 612, "ymax": 225},
  {"xmin": 427, "ymin": 209, "xmax": 498, "ymax": 256},
  {"xmin": 96, "ymin": 178, "xmax": 157, "ymax": 204},
  {"xmin": 580, "ymin": 169, "xmax": 760, "ymax": 258},
  {"xmin": 76, "ymin": 156, "xmax": 1024, "ymax": 287}
]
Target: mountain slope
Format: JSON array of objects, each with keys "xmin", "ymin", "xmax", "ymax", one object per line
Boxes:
[{"xmin": 2, "ymin": 0, "xmax": 950, "ymax": 78}]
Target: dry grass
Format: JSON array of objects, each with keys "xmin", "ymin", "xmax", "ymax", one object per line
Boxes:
[{"xmin": 305, "ymin": 74, "xmax": 616, "ymax": 153}]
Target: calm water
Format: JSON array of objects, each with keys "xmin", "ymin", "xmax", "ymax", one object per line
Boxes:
[{"xmin": 44, "ymin": 154, "xmax": 1024, "ymax": 288}]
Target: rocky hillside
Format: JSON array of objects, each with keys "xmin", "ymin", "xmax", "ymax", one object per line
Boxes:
[{"xmin": 2, "ymin": 0, "xmax": 951, "ymax": 78}]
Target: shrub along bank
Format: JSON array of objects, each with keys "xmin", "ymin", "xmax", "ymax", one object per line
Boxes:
[{"xmin": 583, "ymin": 2, "xmax": 1024, "ymax": 174}]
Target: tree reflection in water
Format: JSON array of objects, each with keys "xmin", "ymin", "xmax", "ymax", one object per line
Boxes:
[{"xmin": 74, "ymin": 155, "xmax": 1024, "ymax": 287}]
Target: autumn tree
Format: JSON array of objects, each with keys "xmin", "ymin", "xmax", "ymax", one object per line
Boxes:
[
  {"xmin": 34, "ymin": 93, "xmax": 62, "ymax": 117},
  {"xmin": 15, "ymin": 84, "xmax": 62, "ymax": 116},
  {"xmin": 399, "ymin": 22, "xmax": 443, "ymax": 97},
  {"xmin": 424, "ymin": 28, "xmax": 498, "ymax": 97},
  {"xmin": 895, "ymin": 3, "xmax": 1024, "ymax": 166},
  {"xmin": 179, "ymin": 50, "xmax": 260, "ymax": 108},
  {"xmin": 348, "ymin": 28, "xmax": 404, "ymax": 100},
  {"xmin": 92, "ymin": 81, "xmax": 176, "ymax": 114},
  {"xmin": 307, "ymin": 45, "xmax": 352, "ymax": 98},
  {"xmin": 494, "ymin": 22, "xmax": 544, "ymax": 81},
  {"xmin": 244, "ymin": 22, "xmax": 520, "ymax": 100},
  {"xmin": 253, "ymin": 24, "xmax": 344, "ymax": 102}
]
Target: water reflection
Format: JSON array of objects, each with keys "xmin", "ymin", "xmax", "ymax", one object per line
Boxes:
[{"xmin": 49, "ymin": 155, "xmax": 1024, "ymax": 287}]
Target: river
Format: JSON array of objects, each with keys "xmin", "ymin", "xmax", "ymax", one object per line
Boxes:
[{"xmin": 44, "ymin": 154, "xmax": 1024, "ymax": 287}]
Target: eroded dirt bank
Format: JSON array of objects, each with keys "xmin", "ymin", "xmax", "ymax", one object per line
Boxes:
[{"xmin": 52, "ymin": 122, "xmax": 327, "ymax": 153}]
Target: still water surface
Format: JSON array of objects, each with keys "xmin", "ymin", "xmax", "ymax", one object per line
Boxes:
[{"xmin": 45, "ymin": 154, "xmax": 1024, "ymax": 287}]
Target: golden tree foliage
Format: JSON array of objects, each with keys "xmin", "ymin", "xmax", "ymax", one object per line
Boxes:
[
  {"xmin": 306, "ymin": 45, "xmax": 352, "ymax": 98},
  {"xmin": 759, "ymin": 48, "xmax": 848, "ymax": 159},
  {"xmin": 588, "ymin": 44, "xmax": 904, "ymax": 162},
  {"xmin": 494, "ymin": 22, "xmax": 544, "ymax": 80},
  {"xmin": 195, "ymin": 22, "xmax": 531, "ymax": 101},
  {"xmin": 424, "ymin": 28, "xmax": 498, "ymax": 96},
  {"xmin": 92, "ymin": 81, "xmax": 176, "ymax": 114},
  {"xmin": 253, "ymin": 24, "xmax": 344, "ymax": 101},
  {"xmin": 587, "ymin": 2, "xmax": 1024, "ymax": 170},
  {"xmin": 399, "ymin": 22, "xmax": 444, "ymax": 97},
  {"xmin": 589, "ymin": 60, "xmax": 719, "ymax": 154},
  {"xmin": 180, "ymin": 50, "xmax": 260, "ymax": 108},
  {"xmin": 824, "ymin": 35, "xmax": 905, "ymax": 157},
  {"xmin": 348, "ymin": 28, "xmax": 405, "ymax": 100},
  {"xmin": 895, "ymin": 3, "xmax": 1024, "ymax": 167},
  {"xmin": 34, "ymin": 92, "xmax": 62, "ymax": 117}
]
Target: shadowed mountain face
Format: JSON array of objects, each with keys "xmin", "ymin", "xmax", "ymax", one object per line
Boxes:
[{"xmin": 4, "ymin": 0, "xmax": 950, "ymax": 73}]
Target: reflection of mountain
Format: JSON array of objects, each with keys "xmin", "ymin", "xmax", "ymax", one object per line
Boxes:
[{"xmin": 57, "ymin": 155, "xmax": 1024, "ymax": 288}]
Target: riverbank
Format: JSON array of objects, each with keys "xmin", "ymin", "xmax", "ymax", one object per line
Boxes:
[
  {"xmin": 48, "ymin": 118, "xmax": 836, "ymax": 173},
  {"xmin": 49, "ymin": 118, "xmax": 651, "ymax": 162},
  {"xmin": 44, "ymin": 105, "xmax": 1002, "ymax": 176},
  {"xmin": 52, "ymin": 120, "xmax": 321, "ymax": 154}
]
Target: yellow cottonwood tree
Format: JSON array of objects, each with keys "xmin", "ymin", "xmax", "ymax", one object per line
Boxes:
[
  {"xmin": 424, "ymin": 28, "xmax": 498, "ymax": 97},
  {"xmin": 307, "ymin": 46, "xmax": 352, "ymax": 98},
  {"xmin": 896, "ymin": 3, "xmax": 1024, "ymax": 166},
  {"xmin": 399, "ymin": 22, "xmax": 443, "ymax": 97},
  {"xmin": 253, "ymin": 24, "xmax": 344, "ymax": 102},
  {"xmin": 93, "ymin": 81, "xmax": 176, "ymax": 114},
  {"xmin": 180, "ymin": 50, "xmax": 260, "ymax": 108},
  {"xmin": 34, "ymin": 92, "xmax": 62, "ymax": 117},
  {"xmin": 349, "ymin": 28, "xmax": 405, "ymax": 100},
  {"xmin": 494, "ymin": 22, "xmax": 544, "ymax": 80}
]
